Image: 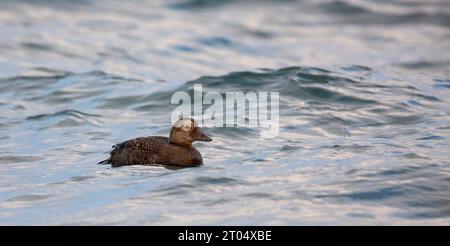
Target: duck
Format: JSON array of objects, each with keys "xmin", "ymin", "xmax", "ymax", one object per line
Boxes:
[{"xmin": 99, "ymin": 118, "xmax": 212, "ymax": 167}]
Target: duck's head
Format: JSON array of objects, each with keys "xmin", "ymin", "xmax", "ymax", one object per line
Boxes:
[{"xmin": 169, "ymin": 118, "xmax": 212, "ymax": 146}]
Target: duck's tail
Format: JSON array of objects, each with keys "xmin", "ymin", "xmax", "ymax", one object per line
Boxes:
[
  {"xmin": 98, "ymin": 158, "xmax": 110, "ymax": 164},
  {"xmin": 98, "ymin": 145, "xmax": 117, "ymax": 164}
]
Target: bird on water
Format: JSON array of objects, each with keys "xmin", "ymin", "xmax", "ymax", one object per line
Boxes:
[{"xmin": 99, "ymin": 118, "xmax": 212, "ymax": 167}]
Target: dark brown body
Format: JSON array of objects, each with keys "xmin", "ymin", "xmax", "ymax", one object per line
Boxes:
[
  {"xmin": 105, "ymin": 136, "xmax": 203, "ymax": 167},
  {"xmin": 99, "ymin": 118, "xmax": 211, "ymax": 167}
]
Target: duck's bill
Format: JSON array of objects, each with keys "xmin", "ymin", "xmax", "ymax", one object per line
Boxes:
[{"xmin": 197, "ymin": 132, "xmax": 212, "ymax": 142}]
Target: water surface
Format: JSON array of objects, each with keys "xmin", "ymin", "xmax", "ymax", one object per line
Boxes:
[{"xmin": 0, "ymin": 0, "xmax": 449, "ymax": 225}]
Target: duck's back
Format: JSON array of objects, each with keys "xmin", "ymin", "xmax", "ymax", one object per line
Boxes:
[{"xmin": 106, "ymin": 136, "xmax": 202, "ymax": 167}]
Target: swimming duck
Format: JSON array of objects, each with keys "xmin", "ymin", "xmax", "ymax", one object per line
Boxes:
[{"xmin": 99, "ymin": 118, "xmax": 212, "ymax": 167}]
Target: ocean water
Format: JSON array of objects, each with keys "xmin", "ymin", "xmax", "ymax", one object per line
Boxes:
[{"xmin": 0, "ymin": 0, "xmax": 450, "ymax": 225}]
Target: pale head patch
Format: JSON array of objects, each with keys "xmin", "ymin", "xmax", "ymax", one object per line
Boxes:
[{"xmin": 173, "ymin": 118, "xmax": 198, "ymax": 131}]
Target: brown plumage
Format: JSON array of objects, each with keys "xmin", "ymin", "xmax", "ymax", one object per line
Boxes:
[{"xmin": 99, "ymin": 118, "xmax": 212, "ymax": 167}]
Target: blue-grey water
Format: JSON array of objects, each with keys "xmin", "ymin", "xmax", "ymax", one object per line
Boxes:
[{"xmin": 0, "ymin": 0, "xmax": 450, "ymax": 225}]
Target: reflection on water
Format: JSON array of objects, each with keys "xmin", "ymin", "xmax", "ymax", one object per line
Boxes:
[{"xmin": 0, "ymin": 0, "xmax": 449, "ymax": 225}]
